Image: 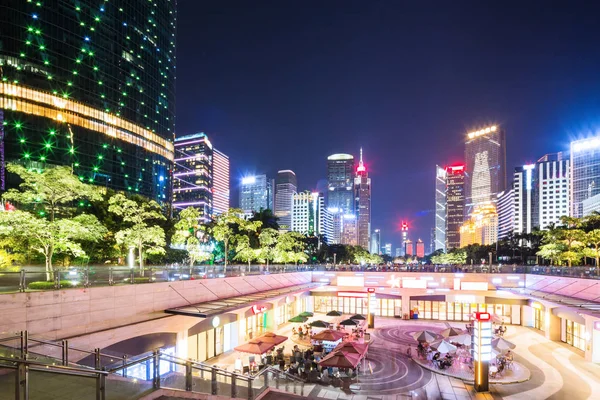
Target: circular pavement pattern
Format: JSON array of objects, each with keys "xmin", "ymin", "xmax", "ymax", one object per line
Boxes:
[
  {"xmin": 356, "ymin": 345, "xmax": 433, "ymax": 395},
  {"xmin": 373, "ymin": 324, "xmax": 446, "ymax": 347}
]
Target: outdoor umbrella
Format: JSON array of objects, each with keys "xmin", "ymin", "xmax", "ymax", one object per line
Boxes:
[
  {"xmin": 326, "ymin": 310, "xmax": 343, "ymax": 317},
  {"xmin": 490, "ymin": 314, "xmax": 503, "ymax": 324},
  {"xmin": 288, "ymin": 315, "xmax": 308, "ymax": 323},
  {"xmin": 311, "ymin": 329, "xmax": 346, "ymax": 342},
  {"xmin": 318, "ymin": 350, "xmax": 361, "ymax": 368},
  {"xmin": 430, "ymin": 340, "xmax": 458, "ymax": 354},
  {"xmin": 440, "ymin": 327, "xmax": 463, "ymax": 338},
  {"xmin": 257, "ymin": 332, "xmax": 288, "ymax": 346},
  {"xmin": 299, "ymin": 311, "xmax": 314, "ymax": 317},
  {"xmin": 350, "ymin": 314, "xmax": 366, "ymax": 321},
  {"xmin": 339, "ymin": 318, "xmax": 359, "ymax": 326},
  {"xmin": 234, "ymin": 340, "xmax": 275, "ymax": 355},
  {"xmin": 450, "ymin": 334, "xmax": 472, "ymax": 346},
  {"xmin": 309, "ymin": 320, "xmax": 330, "ymax": 328},
  {"xmin": 412, "ymin": 330, "xmax": 440, "ymax": 343},
  {"xmin": 492, "ymin": 337, "xmax": 516, "ymax": 351},
  {"xmin": 333, "ymin": 341, "xmax": 369, "ymax": 356}
]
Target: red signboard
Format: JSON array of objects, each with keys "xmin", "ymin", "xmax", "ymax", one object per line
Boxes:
[
  {"xmin": 367, "ymin": 288, "xmax": 375, "ymax": 293},
  {"xmin": 251, "ymin": 305, "xmax": 267, "ymax": 314},
  {"xmin": 472, "ymin": 312, "xmax": 491, "ymax": 321}
]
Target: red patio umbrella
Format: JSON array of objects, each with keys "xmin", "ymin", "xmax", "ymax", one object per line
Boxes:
[
  {"xmin": 234, "ymin": 339, "xmax": 276, "ymax": 355},
  {"xmin": 257, "ymin": 332, "xmax": 288, "ymax": 346},
  {"xmin": 333, "ymin": 341, "xmax": 369, "ymax": 356},
  {"xmin": 311, "ymin": 329, "xmax": 346, "ymax": 342},
  {"xmin": 318, "ymin": 350, "xmax": 362, "ymax": 368}
]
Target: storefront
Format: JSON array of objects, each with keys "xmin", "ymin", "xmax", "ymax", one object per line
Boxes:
[
  {"xmin": 275, "ymin": 295, "xmax": 297, "ymax": 327},
  {"xmin": 409, "ymin": 297, "xmax": 520, "ymax": 324},
  {"xmin": 241, "ymin": 303, "xmax": 271, "ymax": 340},
  {"xmin": 187, "ymin": 314, "xmax": 237, "ymax": 362},
  {"xmin": 532, "ymin": 302, "xmax": 545, "ymax": 331},
  {"xmin": 313, "ymin": 292, "xmax": 401, "ymax": 317},
  {"xmin": 563, "ymin": 319, "xmax": 587, "ymax": 351}
]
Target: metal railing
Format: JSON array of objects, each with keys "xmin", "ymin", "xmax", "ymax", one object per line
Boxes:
[
  {"xmin": 0, "ymin": 331, "xmax": 309, "ymax": 400},
  {"xmin": 0, "ymin": 264, "xmax": 313, "ymax": 293}
]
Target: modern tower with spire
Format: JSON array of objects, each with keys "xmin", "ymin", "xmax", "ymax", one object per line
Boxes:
[{"xmin": 354, "ymin": 148, "xmax": 372, "ymax": 250}]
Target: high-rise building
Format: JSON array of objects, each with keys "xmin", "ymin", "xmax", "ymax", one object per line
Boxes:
[
  {"xmin": 583, "ymin": 193, "xmax": 600, "ymax": 216},
  {"xmin": 173, "ymin": 133, "xmax": 213, "ymax": 221},
  {"xmin": 327, "ymin": 154, "xmax": 355, "ymax": 214},
  {"xmin": 354, "ymin": 149, "xmax": 371, "ymax": 250},
  {"xmin": 401, "ymin": 221, "xmax": 409, "ymax": 256},
  {"xmin": 465, "ymin": 125, "xmax": 506, "ymax": 213},
  {"xmin": 460, "ymin": 204, "xmax": 498, "ymax": 247},
  {"xmin": 434, "ymin": 165, "xmax": 447, "ymax": 252},
  {"xmin": 383, "ymin": 243, "xmax": 392, "ymax": 257},
  {"xmin": 514, "ymin": 155, "xmax": 569, "ymax": 233},
  {"xmin": 240, "ymin": 174, "xmax": 271, "ymax": 213},
  {"xmin": 327, "ymin": 208, "xmax": 343, "ymax": 244},
  {"xmin": 274, "ymin": 170, "xmax": 297, "ymax": 231},
  {"xmin": 291, "ymin": 192, "xmax": 332, "ymax": 241},
  {"xmin": 212, "ymin": 149, "xmax": 230, "ymax": 216},
  {"xmin": 416, "ymin": 239, "xmax": 425, "ymax": 258},
  {"xmin": 371, "ymin": 229, "xmax": 381, "ymax": 254},
  {"xmin": 445, "ymin": 165, "xmax": 465, "ymax": 249},
  {"xmin": 405, "ymin": 240, "xmax": 414, "ymax": 257},
  {"xmin": 395, "ymin": 248, "xmax": 402, "ymax": 258},
  {"xmin": 340, "ymin": 214, "xmax": 358, "ymax": 246},
  {"xmin": 0, "ymin": 1, "xmax": 176, "ymax": 202},
  {"xmin": 570, "ymin": 138, "xmax": 600, "ymax": 218},
  {"xmin": 497, "ymin": 190, "xmax": 514, "ymax": 240}
]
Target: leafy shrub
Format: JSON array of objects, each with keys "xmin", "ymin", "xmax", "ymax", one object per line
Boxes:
[{"xmin": 27, "ymin": 280, "xmax": 79, "ymax": 290}]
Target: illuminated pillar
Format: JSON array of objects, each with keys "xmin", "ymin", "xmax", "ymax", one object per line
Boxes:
[
  {"xmin": 473, "ymin": 312, "xmax": 492, "ymax": 392},
  {"xmin": 367, "ymin": 288, "xmax": 376, "ymax": 328}
]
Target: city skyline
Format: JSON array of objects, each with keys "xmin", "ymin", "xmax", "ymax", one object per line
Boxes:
[{"xmin": 176, "ymin": 1, "xmax": 600, "ymax": 248}]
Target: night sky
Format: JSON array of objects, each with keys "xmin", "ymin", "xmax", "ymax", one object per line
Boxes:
[{"xmin": 176, "ymin": 0, "xmax": 600, "ymax": 250}]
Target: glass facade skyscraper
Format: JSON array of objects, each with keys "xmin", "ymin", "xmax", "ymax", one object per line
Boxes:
[
  {"xmin": 212, "ymin": 148, "xmax": 230, "ymax": 216},
  {"xmin": 464, "ymin": 125, "xmax": 506, "ymax": 213},
  {"xmin": 240, "ymin": 174, "xmax": 272, "ymax": 213},
  {"xmin": 571, "ymin": 137, "xmax": 600, "ymax": 218},
  {"xmin": 327, "ymin": 153, "xmax": 354, "ymax": 214},
  {"xmin": 434, "ymin": 165, "xmax": 446, "ymax": 252},
  {"xmin": 274, "ymin": 170, "xmax": 297, "ymax": 231},
  {"xmin": 354, "ymin": 149, "xmax": 371, "ymax": 250},
  {"xmin": 0, "ymin": 1, "xmax": 176, "ymax": 201},
  {"xmin": 445, "ymin": 165, "xmax": 465, "ymax": 250}
]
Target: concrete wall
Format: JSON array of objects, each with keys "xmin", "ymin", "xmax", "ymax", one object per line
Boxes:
[{"xmin": 0, "ymin": 272, "xmax": 312, "ymax": 342}]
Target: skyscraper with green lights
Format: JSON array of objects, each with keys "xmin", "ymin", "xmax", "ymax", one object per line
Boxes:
[{"xmin": 0, "ymin": 0, "xmax": 177, "ymax": 202}]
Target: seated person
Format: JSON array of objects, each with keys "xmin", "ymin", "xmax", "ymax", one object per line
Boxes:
[{"xmin": 505, "ymin": 350, "xmax": 513, "ymax": 361}]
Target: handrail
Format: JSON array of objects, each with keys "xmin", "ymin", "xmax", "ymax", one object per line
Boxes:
[{"xmin": 0, "ymin": 355, "xmax": 108, "ymax": 376}]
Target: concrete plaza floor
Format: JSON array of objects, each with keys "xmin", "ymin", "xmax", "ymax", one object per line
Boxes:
[{"xmin": 207, "ymin": 315, "xmax": 600, "ymax": 400}]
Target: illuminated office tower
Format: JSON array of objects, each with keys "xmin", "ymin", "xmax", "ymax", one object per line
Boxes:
[
  {"xmin": 570, "ymin": 138, "xmax": 600, "ymax": 218},
  {"xmin": 497, "ymin": 190, "xmax": 514, "ymax": 240},
  {"xmin": 327, "ymin": 153, "xmax": 355, "ymax": 214},
  {"xmin": 383, "ymin": 243, "xmax": 392, "ymax": 257},
  {"xmin": 370, "ymin": 228, "xmax": 381, "ymax": 254},
  {"xmin": 291, "ymin": 191, "xmax": 330, "ymax": 240},
  {"xmin": 416, "ymin": 239, "xmax": 425, "ymax": 258},
  {"xmin": 0, "ymin": 1, "xmax": 176, "ymax": 202},
  {"xmin": 240, "ymin": 174, "xmax": 271, "ymax": 213},
  {"xmin": 434, "ymin": 165, "xmax": 447, "ymax": 251},
  {"xmin": 354, "ymin": 148, "xmax": 371, "ymax": 250},
  {"xmin": 465, "ymin": 125, "xmax": 506, "ymax": 213},
  {"xmin": 340, "ymin": 214, "xmax": 358, "ymax": 246},
  {"xmin": 212, "ymin": 149, "xmax": 230, "ymax": 216},
  {"xmin": 460, "ymin": 204, "xmax": 498, "ymax": 247},
  {"xmin": 274, "ymin": 170, "xmax": 297, "ymax": 231},
  {"xmin": 445, "ymin": 165, "xmax": 465, "ymax": 249},
  {"xmin": 173, "ymin": 133, "xmax": 213, "ymax": 221},
  {"xmin": 514, "ymin": 154, "xmax": 569, "ymax": 233},
  {"xmin": 401, "ymin": 221, "xmax": 409, "ymax": 256},
  {"xmin": 405, "ymin": 240, "xmax": 413, "ymax": 257},
  {"xmin": 395, "ymin": 248, "xmax": 402, "ymax": 258}
]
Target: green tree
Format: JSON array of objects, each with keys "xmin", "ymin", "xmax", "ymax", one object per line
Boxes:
[
  {"xmin": 258, "ymin": 228, "xmax": 279, "ymax": 269},
  {"xmin": 584, "ymin": 229, "xmax": 600, "ymax": 274},
  {"xmin": 234, "ymin": 235, "xmax": 260, "ymax": 267},
  {"xmin": 275, "ymin": 231, "xmax": 307, "ymax": 265},
  {"xmin": 559, "ymin": 228, "xmax": 585, "ymax": 267},
  {"xmin": 108, "ymin": 193, "xmax": 166, "ymax": 270},
  {"xmin": 0, "ymin": 211, "xmax": 105, "ymax": 276},
  {"xmin": 211, "ymin": 209, "xmax": 261, "ymax": 272},
  {"xmin": 250, "ymin": 209, "xmax": 280, "ymax": 230},
  {"xmin": 172, "ymin": 207, "xmax": 212, "ymax": 267}
]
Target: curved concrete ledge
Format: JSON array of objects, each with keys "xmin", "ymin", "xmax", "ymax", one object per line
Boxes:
[{"xmin": 412, "ymin": 356, "xmax": 531, "ymax": 385}]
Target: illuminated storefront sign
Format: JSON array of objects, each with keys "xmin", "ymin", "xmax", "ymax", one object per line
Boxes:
[
  {"xmin": 467, "ymin": 125, "xmax": 497, "ymax": 140},
  {"xmin": 251, "ymin": 305, "xmax": 267, "ymax": 314},
  {"xmin": 473, "ymin": 312, "xmax": 492, "ymax": 392}
]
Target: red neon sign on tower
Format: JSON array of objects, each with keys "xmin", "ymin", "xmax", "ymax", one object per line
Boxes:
[{"xmin": 401, "ymin": 221, "xmax": 408, "ymax": 231}]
